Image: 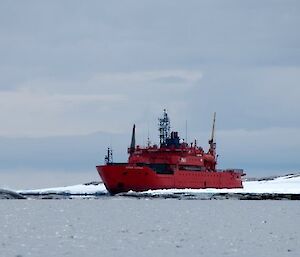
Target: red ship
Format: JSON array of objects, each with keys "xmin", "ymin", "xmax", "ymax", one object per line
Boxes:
[{"xmin": 97, "ymin": 110, "xmax": 244, "ymax": 194}]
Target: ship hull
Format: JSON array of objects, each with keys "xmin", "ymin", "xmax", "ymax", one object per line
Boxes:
[{"xmin": 96, "ymin": 164, "xmax": 243, "ymax": 194}]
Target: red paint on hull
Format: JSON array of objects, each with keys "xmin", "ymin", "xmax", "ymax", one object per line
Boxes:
[{"xmin": 96, "ymin": 164, "xmax": 243, "ymax": 194}]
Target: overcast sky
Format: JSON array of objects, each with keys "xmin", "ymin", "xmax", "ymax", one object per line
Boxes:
[{"xmin": 1, "ymin": 1, "xmax": 300, "ymax": 188}]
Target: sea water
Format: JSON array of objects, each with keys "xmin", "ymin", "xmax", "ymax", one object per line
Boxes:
[{"xmin": 0, "ymin": 200, "xmax": 299, "ymax": 257}]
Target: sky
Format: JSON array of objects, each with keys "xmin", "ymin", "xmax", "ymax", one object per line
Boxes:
[{"xmin": 0, "ymin": 0, "xmax": 300, "ymax": 189}]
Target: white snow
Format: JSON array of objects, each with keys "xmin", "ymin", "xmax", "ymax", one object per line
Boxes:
[
  {"xmin": 143, "ymin": 174, "xmax": 300, "ymax": 195},
  {"xmin": 17, "ymin": 174, "xmax": 300, "ymax": 195},
  {"xmin": 18, "ymin": 183, "xmax": 107, "ymax": 195}
]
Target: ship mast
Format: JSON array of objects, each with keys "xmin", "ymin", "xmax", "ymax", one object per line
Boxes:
[
  {"xmin": 158, "ymin": 109, "xmax": 171, "ymax": 146},
  {"xmin": 104, "ymin": 147, "xmax": 113, "ymax": 164},
  {"xmin": 129, "ymin": 124, "xmax": 136, "ymax": 154},
  {"xmin": 208, "ymin": 112, "xmax": 216, "ymax": 155}
]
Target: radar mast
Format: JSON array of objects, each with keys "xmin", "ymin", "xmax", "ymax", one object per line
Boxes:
[{"xmin": 158, "ymin": 109, "xmax": 170, "ymax": 146}]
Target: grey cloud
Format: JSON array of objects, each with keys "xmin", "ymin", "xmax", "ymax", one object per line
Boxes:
[
  {"xmin": 0, "ymin": 1, "xmax": 299, "ymax": 179},
  {"xmin": 1, "ymin": 0, "xmax": 299, "ymax": 87},
  {"xmin": 185, "ymin": 66, "xmax": 300, "ymax": 131}
]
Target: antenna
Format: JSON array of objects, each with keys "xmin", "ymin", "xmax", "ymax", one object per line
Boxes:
[
  {"xmin": 147, "ymin": 122, "xmax": 151, "ymax": 147},
  {"xmin": 158, "ymin": 109, "xmax": 170, "ymax": 146},
  {"xmin": 104, "ymin": 147, "xmax": 113, "ymax": 164}
]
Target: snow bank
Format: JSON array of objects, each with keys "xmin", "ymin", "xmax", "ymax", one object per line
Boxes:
[
  {"xmin": 17, "ymin": 174, "xmax": 300, "ymax": 196},
  {"xmin": 142, "ymin": 174, "xmax": 300, "ymax": 195},
  {"xmin": 141, "ymin": 174, "xmax": 300, "ymax": 195},
  {"xmin": 242, "ymin": 174, "xmax": 300, "ymax": 194},
  {"xmin": 18, "ymin": 182, "xmax": 107, "ymax": 195}
]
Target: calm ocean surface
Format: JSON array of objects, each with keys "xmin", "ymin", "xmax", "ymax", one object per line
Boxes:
[{"xmin": 0, "ymin": 200, "xmax": 299, "ymax": 257}]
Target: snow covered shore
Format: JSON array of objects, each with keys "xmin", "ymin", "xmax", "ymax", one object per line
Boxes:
[
  {"xmin": 142, "ymin": 173, "xmax": 300, "ymax": 195},
  {"xmin": 15, "ymin": 173, "xmax": 300, "ymax": 198},
  {"xmin": 17, "ymin": 182, "xmax": 107, "ymax": 196}
]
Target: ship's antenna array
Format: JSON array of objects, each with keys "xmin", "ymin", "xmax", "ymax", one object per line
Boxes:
[
  {"xmin": 104, "ymin": 147, "xmax": 113, "ymax": 164},
  {"xmin": 158, "ymin": 109, "xmax": 171, "ymax": 146}
]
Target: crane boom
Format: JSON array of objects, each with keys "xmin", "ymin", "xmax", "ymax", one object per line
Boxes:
[
  {"xmin": 210, "ymin": 112, "xmax": 216, "ymax": 143},
  {"xmin": 208, "ymin": 112, "xmax": 216, "ymax": 155}
]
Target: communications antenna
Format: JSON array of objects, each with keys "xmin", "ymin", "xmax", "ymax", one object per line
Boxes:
[
  {"xmin": 104, "ymin": 147, "xmax": 113, "ymax": 164},
  {"xmin": 158, "ymin": 109, "xmax": 170, "ymax": 146}
]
